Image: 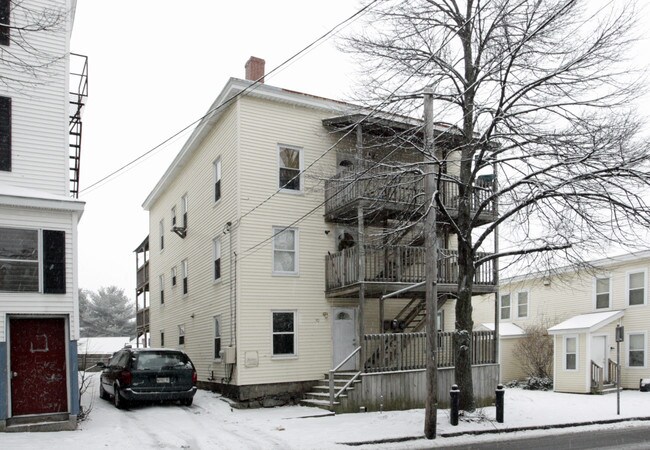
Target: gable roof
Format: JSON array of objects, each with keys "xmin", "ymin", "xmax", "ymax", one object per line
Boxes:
[
  {"xmin": 476, "ymin": 322, "xmax": 525, "ymax": 337},
  {"xmin": 547, "ymin": 310, "xmax": 624, "ymax": 335},
  {"xmin": 142, "ymin": 78, "xmax": 358, "ymax": 211}
]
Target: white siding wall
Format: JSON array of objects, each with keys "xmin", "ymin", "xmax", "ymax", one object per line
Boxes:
[
  {"xmin": 147, "ymin": 102, "xmax": 240, "ymax": 383},
  {"xmin": 0, "ymin": 0, "xmax": 71, "ymax": 195},
  {"xmin": 235, "ymin": 96, "xmax": 337, "ymax": 385},
  {"xmin": 0, "ymin": 205, "xmax": 78, "ymax": 341}
]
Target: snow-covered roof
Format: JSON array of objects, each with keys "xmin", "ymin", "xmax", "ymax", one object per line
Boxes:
[
  {"xmin": 547, "ymin": 310, "xmax": 624, "ymax": 335},
  {"xmin": 476, "ymin": 323, "xmax": 525, "ymax": 337},
  {"xmin": 0, "ymin": 182, "xmax": 85, "ymax": 214},
  {"xmin": 78, "ymin": 337, "xmax": 130, "ymax": 354}
]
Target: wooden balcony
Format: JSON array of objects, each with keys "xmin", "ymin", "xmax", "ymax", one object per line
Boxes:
[
  {"xmin": 324, "ymin": 164, "xmax": 496, "ymax": 226},
  {"xmin": 136, "ymin": 307, "xmax": 150, "ymax": 330},
  {"xmin": 325, "ymin": 244, "xmax": 496, "ymax": 297},
  {"xmin": 136, "ymin": 260, "xmax": 149, "ymax": 291}
]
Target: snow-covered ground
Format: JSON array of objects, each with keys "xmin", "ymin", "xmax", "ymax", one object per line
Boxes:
[{"xmin": 4, "ymin": 373, "xmax": 650, "ymax": 449}]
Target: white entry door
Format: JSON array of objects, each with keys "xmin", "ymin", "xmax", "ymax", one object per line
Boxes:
[
  {"xmin": 591, "ymin": 335, "xmax": 608, "ymax": 380},
  {"xmin": 332, "ymin": 308, "xmax": 357, "ymax": 370}
]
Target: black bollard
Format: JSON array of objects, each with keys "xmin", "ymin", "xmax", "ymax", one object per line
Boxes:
[
  {"xmin": 495, "ymin": 384, "xmax": 504, "ymax": 423},
  {"xmin": 450, "ymin": 384, "xmax": 460, "ymax": 426}
]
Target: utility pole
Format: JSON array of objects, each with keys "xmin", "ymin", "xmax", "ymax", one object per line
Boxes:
[{"xmin": 423, "ymin": 87, "xmax": 438, "ymax": 439}]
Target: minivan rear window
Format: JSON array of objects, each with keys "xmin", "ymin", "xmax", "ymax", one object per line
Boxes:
[{"xmin": 135, "ymin": 352, "xmax": 192, "ymax": 370}]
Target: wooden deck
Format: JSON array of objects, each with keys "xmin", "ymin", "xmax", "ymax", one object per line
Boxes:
[
  {"xmin": 325, "ymin": 245, "xmax": 497, "ymax": 297},
  {"xmin": 324, "ymin": 164, "xmax": 496, "ymax": 225}
]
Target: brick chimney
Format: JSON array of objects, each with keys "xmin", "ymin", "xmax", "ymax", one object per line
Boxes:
[{"xmin": 245, "ymin": 56, "xmax": 265, "ymax": 83}]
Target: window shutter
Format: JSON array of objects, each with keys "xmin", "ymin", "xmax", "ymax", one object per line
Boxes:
[
  {"xmin": 0, "ymin": 96, "xmax": 11, "ymax": 171},
  {"xmin": 0, "ymin": 0, "xmax": 9, "ymax": 46},
  {"xmin": 43, "ymin": 230, "xmax": 66, "ymax": 294}
]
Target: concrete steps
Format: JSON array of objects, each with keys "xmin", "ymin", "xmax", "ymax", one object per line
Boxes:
[{"xmin": 301, "ymin": 372, "xmax": 361, "ymax": 411}]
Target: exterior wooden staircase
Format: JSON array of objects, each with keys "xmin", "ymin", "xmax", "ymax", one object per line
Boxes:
[{"xmin": 301, "ymin": 372, "xmax": 360, "ymax": 411}]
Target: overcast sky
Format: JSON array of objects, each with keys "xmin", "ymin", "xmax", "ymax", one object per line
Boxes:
[
  {"xmin": 70, "ymin": 1, "xmax": 650, "ymax": 299},
  {"xmin": 71, "ymin": 0, "xmax": 361, "ymax": 297}
]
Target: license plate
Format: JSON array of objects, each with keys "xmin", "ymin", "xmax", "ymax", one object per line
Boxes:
[{"xmin": 156, "ymin": 377, "xmax": 170, "ymax": 383}]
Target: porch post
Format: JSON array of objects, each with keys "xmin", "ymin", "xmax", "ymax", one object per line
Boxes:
[
  {"xmin": 493, "ymin": 155, "xmax": 499, "ymax": 364},
  {"xmin": 358, "ymin": 205, "xmax": 366, "ymax": 370}
]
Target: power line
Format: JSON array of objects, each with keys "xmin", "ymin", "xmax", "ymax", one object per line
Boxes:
[{"xmin": 80, "ymin": 0, "xmax": 380, "ymax": 195}]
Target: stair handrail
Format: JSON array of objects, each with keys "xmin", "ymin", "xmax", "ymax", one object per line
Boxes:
[{"xmin": 329, "ymin": 346, "xmax": 361, "ymax": 409}]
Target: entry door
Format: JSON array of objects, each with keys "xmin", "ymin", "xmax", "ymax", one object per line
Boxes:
[
  {"xmin": 332, "ymin": 308, "xmax": 357, "ymax": 371},
  {"xmin": 591, "ymin": 335, "xmax": 608, "ymax": 380},
  {"xmin": 10, "ymin": 317, "xmax": 68, "ymax": 416}
]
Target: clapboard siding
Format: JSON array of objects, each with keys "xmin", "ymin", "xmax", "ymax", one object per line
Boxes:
[
  {"xmin": 0, "ymin": 0, "xmax": 70, "ymax": 195},
  {"xmin": 235, "ymin": 95, "xmax": 338, "ymax": 385},
  {"xmin": 147, "ymin": 102, "xmax": 240, "ymax": 382},
  {"xmin": 0, "ymin": 205, "xmax": 77, "ymax": 341},
  {"xmin": 472, "ymin": 255, "xmax": 650, "ymax": 391}
]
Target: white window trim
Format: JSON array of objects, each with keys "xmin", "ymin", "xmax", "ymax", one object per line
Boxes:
[
  {"xmin": 159, "ymin": 274, "xmax": 165, "ymax": 305},
  {"xmin": 159, "ymin": 219, "xmax": 165, "ymax": 252},
  {"xmin": 564, "ymin": 335, "xmax": 578, "ymax": 371},
  {"xmin": 160, "ymin": 330, "xmax": 165, "ymax": 347},
  {"xmin": 626, "ymin": 331, "xmax": 647, "ymax": 369},
  {"xmin": 182, "ymin": 259, "xmax": 189, "ymax": 296},
  {"xmin": 593, "ymin": 275, "xmax": 612, "ymax": 310},
  {"xmin": 516, "ymin": 291, "xmax": 529, "ymax": 319},
  {"xmin": 171, "ymin": 205, "xmax": 177, "ymax": 227},
  {"xmin": 178, "ymin": 324, "xmax": 185, "ymax": 347},
  {"xmin": 213, "ymin": 237, "xmax": 222, "ymax": 283},
  {"xmin": 214, "ymin": 158, "xmax": 222, "ymax": 204},
  {"xmin": 181, "ymin": 194, "xmax": 188, "ymax": 228},
  {"xmin": 272, "ymin": 227, "xmax": 299, "ymax": 276},
  {"xmin": 171, "ymin": 266, "xmax": 177, "ymax": 288},
  {"xmin": 214, "ymin": 315, "xmax": 222, "ymax": 361},
  {"xmin": 277, "ymin": 144, "xmax": 303, "ymax": 194},
  {"xmin": 626, "ymin": 268, "xmax": 647, "ymax": 307},
  {"xmin": 500, "ymin": 293, "xmax": 511, "ymax": 321},
  {"xmin": 271, "ymin": 310, "xmax": 298, "ymax": 359}
]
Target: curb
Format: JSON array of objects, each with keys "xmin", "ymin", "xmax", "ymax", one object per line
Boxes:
[{"xmin": 340, "ymin": 416, "xmax": 650, "ymax": 446}]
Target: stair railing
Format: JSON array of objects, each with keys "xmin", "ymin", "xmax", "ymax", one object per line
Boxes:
[
  {"xmin": 591, "ymin": 360, "xmax": 603, "ymax": 393},
  {"xmin": 608, "ymin": 358, "xmax": 619, "ymax": 385},
  {"xmin": 329, "ymin": 346, "xmax": 361, "ymax": 410}
]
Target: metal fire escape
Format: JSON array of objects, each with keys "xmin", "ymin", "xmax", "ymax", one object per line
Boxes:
[{"xmin": 69, "ymin": 53, "xmax": 88, "ymax": 198}]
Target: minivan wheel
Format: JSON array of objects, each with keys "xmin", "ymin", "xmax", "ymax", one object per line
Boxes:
[
  {"xmin": 181, "ymin": 398, "xmax": 193, "ymax": 406},
  {"xmin": 99, "ymin": 383, "xmax": 110, "ymax": 401},
  {"xmin": 113, "ymin": 385, "xmax": 128, "ymax": 409}
]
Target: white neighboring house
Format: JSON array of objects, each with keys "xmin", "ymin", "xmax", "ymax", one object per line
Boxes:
[
  {"xmin": 0, "ymin": 0, "xmax": 87, "ymax": 431},
  {"xmin": 472, "ymin": 251, "xmax": 650, "ymax": 394}
]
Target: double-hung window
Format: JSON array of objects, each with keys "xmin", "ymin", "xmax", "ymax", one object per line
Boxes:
[
  {"xmin": 178, "ymin": 324, "xmax": 185, "ymax": 346},
  {"xmin": 272, "ymin": 311, "xmax": 296, "ymax": 356},
  {"xmin": 628, "ymin": 332, "xmax": 646, "ymax": 368},
  {"xmin": 628, "ymin": 270, "xmax": 646, "ymax": 306},
  {"xmin": 181, "ymin": 194, "xmax": 188, "ymax": 228},
  {"xmin": 0, "ymin": 96, "xmax": 11, "ymax": 171},
  {"xmin": 171, "ymin": 266, "xmax": 177, "ymax": 287},
  {"xmin": 159, "ymin": 274, "xmax": 165, "ymax": 305},
  {"xmin": 565, "ymin": 336, "xmax": 577, "ymax": 370},
  {"xmin": 272, "ymin": 227, "xmax": 298, "ymax": 274},
  {"xmin": 213, "ymin": 238, "xmax": 221, "ymax": 281},
  {"xmin": 595, "ymin": 277, "xmax": 611, "ymax": 309},
  {"xmin": 0, "ymin": 227, "xmax": 65, "ymax": 293},
  {"xmin": 214, "ymin": 158, "xmax": 222, "ymax": 202},
  {"xmin": 159, "ymin": 219, "xmax": 164, "ymax": 250},
  {"xmin": 278, "ymin": 145, "xmax": 302, "ymax": 192},
  {"xmin": 171, "ymin": 206, "xmax": 177, "ymax": 227},
  {"xmin": 214, "ymin": 316, "xmax": 222, "ymax": 360},
  {"xmin": 160, "ymin": 331, "xmax": 165, "ymax": 347},
  {"xmin": 182, "ymin": 259, "xmax": 188, "ymax": 295},
  {"xmin": 517, "ymin": 292, "xmax": 528, "ymax": 318},
  {"xmin": 500, "ymin": 294, "xmax": 511, "ymax": 320}
]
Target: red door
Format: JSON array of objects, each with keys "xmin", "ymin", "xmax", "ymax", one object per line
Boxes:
[{"xmin": 9, "ymin": 318, "xmax": 68, "ymax": 416}]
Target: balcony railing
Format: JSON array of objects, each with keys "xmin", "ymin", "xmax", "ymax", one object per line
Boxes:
[
  {"xmin": 363, "ymin": 330, "xmax": 496, "ymax": 373},
  {"xmin": 136, "ymin": 261, "xmax": 149, "ymax": 289},
  {"xmin": 136, "ymin": 307, "xmax": 150, "ymax": 329},
  {"xmin": 324, "ymin": 163, "xmax": 495, "ymax": 221},
  {"xmin": 326, "ymin": 245, "xmax": 495, "ymax": 291}
]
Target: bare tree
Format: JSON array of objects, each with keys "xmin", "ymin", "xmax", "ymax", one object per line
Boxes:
[
  {"xmin": 344, "ymin": 0, "xmax": 650, "ymax": 413},
  {"xmin": 515, "ymin": 323, "xmax": 553, "ymax": 380},
  {"xmin": 0, "ymin": 0, "xmax": 69, "ymax": 90}
]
